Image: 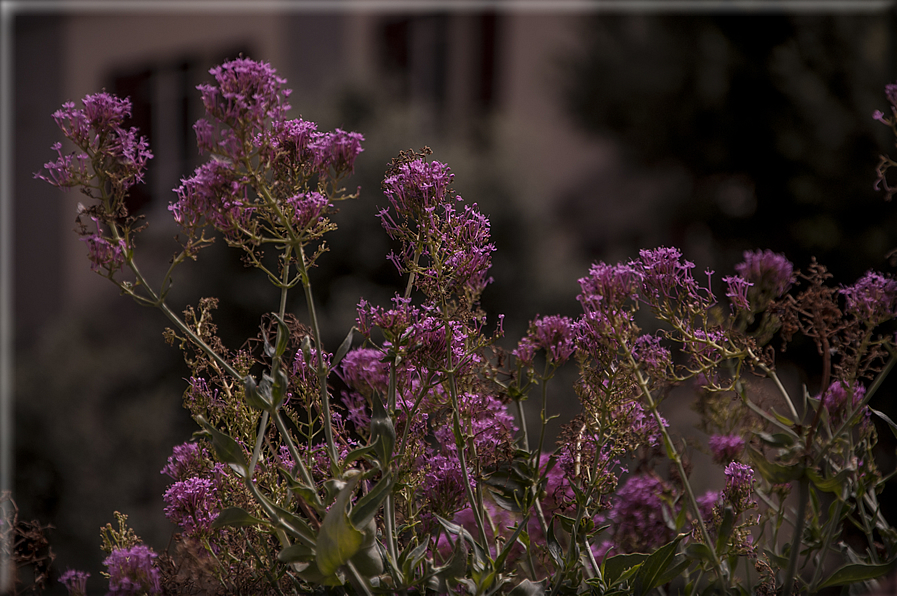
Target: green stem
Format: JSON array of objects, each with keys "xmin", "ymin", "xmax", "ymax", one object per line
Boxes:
[
  {"xmin": 295, "ymin": 243, "xmax": 338, "ymax": 467},
  {"xmin": 629, "ymin": 358, "xmax": 726, "ymax": 586},
  {"xmin": 515, "ymin": 398, "xmax": 530, "ymax": 452},
  {"xmin": 782, "ymin": 478, "xmax": 808, "ymax": 596}
]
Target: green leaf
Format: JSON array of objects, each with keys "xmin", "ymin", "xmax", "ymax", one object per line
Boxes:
[
  {"xmin": 195, "ymin": 416, "xmax": 248, "ymax": 477},
  {"xmin": 632, "ymin": 534, "xmax": 685, "ymax": 596},
  {"xmin": 279, "ymin": 542, "xmax": 316, "ymax": 563},
  {"xmin": 350, "ymin": 473, "xmax": 394, "ymax": 530},
  {"xmin": 243, "ymin": 374, "xmax": 272, "ymax": 412},
  {"xmin": 545, "ymin": 518, "xmax": 564, "ymax": 567},
  {"xmin": 508, "ymin": 579, "xmax": 546, "ymax": 596},
  {"xmin": 330, "ymin": 327, "xmax": 354, "ymax": 372},
  {"xmin": 369, "ymin": 394, "xmax": 395, "ymax": 467},
  {"xmin": 435, "ymin": 515, "xmax": 486, "ymax": 567},
  {"xmin": 684, "ymin": 543, "xmax": 715, "ymax": 566},
  {"xmin": 655, "ymin": 555, "xmax": 691, "ymax": 587},
  {"xmin": 755, "ymin": 431, "xmax": 796, "ymax": 448},
  {"xmin": 602, "ymin": 552, "xmax": 648, "ymax": 586},
  {"xmin": 316, "ymin": 474, "xmax": 364, "ymax": 576},
  {"xmin": 273, "ymin": 314, "xmax": 290, "ymax": 358},
  {"xmin": 349, "ymin": 519, "xmax": 383, "ymax": 577},
  {"xmin": 769, "ymin": 408, "xmax": 795, "ymax": 427},
  {"xmin": 400, "ymin": 540, "xmax": 429, "ymax": 581},
  {"xmin": 715, "ymin": 506, "xmax": 735, "ymax": 554},
  {"xmin": 806, "ymin": 468, "xmax": 852, "ymax": 494},
  {"xmin": 816, "ymin": 558, "xmax": 897, "ymax": 590},
  {"xmin": 211, "ymin": 507, "xmax": 266, "ymax": 529},
  {"xmin": 428, "ymin": 532, "xmax": 468, "ymax": 594},
  {"xmin": 870, "ymin": 407, "xmax": 897, "ymax": 440},
  {"xmin": 271, "ymin": 366, "xmax": 290, "ymax": 410},
  {"xmin": 747, "ymin": 446, "xmax": 804, "ymax": 485}
]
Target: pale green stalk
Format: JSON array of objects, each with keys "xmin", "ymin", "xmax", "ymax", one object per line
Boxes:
[{"xmin": 781, "ymin": 478, "xmax": 808, "ymax": 596}]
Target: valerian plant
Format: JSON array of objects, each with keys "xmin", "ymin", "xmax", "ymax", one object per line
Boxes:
[{"xmin": 35, "ymin": 57, "xmax": 897, "ymax": 595}]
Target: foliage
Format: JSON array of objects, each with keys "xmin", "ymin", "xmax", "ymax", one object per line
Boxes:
[{"xmin": 34, "ymin": 57, "xmax": 897, "ymax": 595}]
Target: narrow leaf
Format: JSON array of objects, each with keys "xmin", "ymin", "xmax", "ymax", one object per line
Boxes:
[
  {"xmin": 602, "ymin": 552, "xmax": 648, "ymax": 586},
  {"xmin": 350, "ymin": 473, "xmax": 394, "ymax": 530},
  {"xmin": 211, "ymin": 507, "xmax": 266, "ymax": 529},
  {"xmin": 330, "ymin": 327, "xmax": 355, "ymax": 372},
  {"xmin": 817, "ymin": 558, "xmax": 897, "ymax": 590},
  {"xmin": 633, "ymin": 534, "xmax": 685, "ymax": 596},
  {"xmin": 195, "ymin": 415, "xmax": 247, "ymax": 477},
  {"xmin": 870, "ymin": 407, "xmax": 897, "ymax": 440},
  {"xmin": 316, "ymin": 474, "xmax": 364, "ymax": 576},
  {"xmin": 279, "ymin": 542, "xmax": 315, "ymax": 563}
]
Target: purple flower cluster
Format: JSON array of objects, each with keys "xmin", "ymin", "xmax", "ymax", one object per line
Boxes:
[
  {"xmin": 37, "ymin": 93, "xmax": 152, "ymax": 195},
  {"xmin": 840, "ymin": 271, "xmax": 897, "ymax": 327},
  {"xmin": 638, "ymin": 247, "xmax": 709, "ymax": 307},
  {"xmin": 605, "ymin": 474, "xmax": 676, "ymax": 554},
  {"xmin": 721, "ymin": 462, "xmax": 755, "ymax": 515},
  {"xmin": 170, "ymin": 160, "xmax": 252, "ymax": 240},
  {"xmin": 81, "ymin": 226, "xmax": 127, "ymax": 273},
  {"xmin": 196, "ymin": 57, "xmax": 290, "ymax": 159},
  {"xmin": 723, "ymin": 275, "xmax": 752, "ymax": 311},
  {"xmin": 103, "ymin": 544, "xmax": 161, "ymax": 595},
  {"xmin": 379, "ymin": 158, "xmax": 494, "ymax": 303},
  {"xmin": 433, "ymin": 392, "xmax": 517, "ymax": 465},
  {"xmin": 160, "ymin": 441, "xmax": 206, "ymax": 481},
  {"xmin": 632, "ymin": 334, "xmax": 672, "ymax": 379},
  {"xmin": 163, "ymin": 476, "xmax": 220, "ymax": 536},
  {"xmin": 382, "ymin": 158, "xmax": 455, "ymax": 218},
  {"xmin": 513, "ymin": 314, "xmax": 576, "ymax": 367},
  {"xmin": 734, "ymin": 249, "xmax": 794, "ymax": 303},
  {"xmin": 58, "ymin": 569, "xmax": 90, "ymax": 596},
  {"xmin": 708, "ymin": 434, "xmax": 745, "ymax": 464},
  {"xmin": 821, "ymin": 380, "xmax": 868, "ymax": 429}
]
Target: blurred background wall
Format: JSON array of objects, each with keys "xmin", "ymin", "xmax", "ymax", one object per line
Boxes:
[{"xmin": 11, "ymin": 3, "xmax": 897, "ymax": 589}]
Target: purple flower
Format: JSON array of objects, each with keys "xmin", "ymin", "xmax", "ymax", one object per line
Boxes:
[
  {"xmin": 257, "ymin": 118, "xmax": 320, "ymax": 175},
  {"xmin": 577, "ymin": 261, "xmax": 643, "ymax": 312},
  {"xmin": 821, "ymin": 380, "xmax": 869, "ymax": 429},
  {"xmin": 638, "ymin": 247, "xmax": 704, "ymax": 305},
  {"xmin": 708, "ymin": 434, "xmax": 745, "ymax": 464},
  {"xmin": 81, "ymin": 230, "xmax": 127, "ymax": 273},
  {"xmin": 874, "ymin": 109, "xmax": 889, "ymax": 125},
  {"xmin": 734, "ymin": 249, "xmax": 794, "ymax": 304},
  {"xmin": 170, "ymin": 160, "xmax": 252, "ymax": 239},
  {"xmin": 698, "ymin": 490, "xmax": 722, "ymax": 522},
  {"xmin": 840, "ymin": 271, "xmax": 897, "ymax": 326},
  {"xmin": 382, "ymin": 158, "xmax": 454, "ymax": 218},
  {"xmin": 59, "ymin": 569, "xmax": 90, "ymax": 596},
  {"xmin": 103, "ymin": 545, "xmax": 161, "ymax": 595},
  {"xmin": 514, "ymin": 315, "xmax": 576, "ymax": 366},
  {"xmin": 887, "ymin": 82, "xmax": 897, "ymax": 107},
  {"xmin": 723, "ymin": 275, "xmax": 752, "ymax": 311},
  {"xmin": 309, "ymin": 128, "xmax": 365, "ymax": 178},
  {"xmin": 432, "ymin": 392, "xmax": 516, "ymax": 466},
  {"xmin": 632, "ymin": 333, "xmax": 671, "ymax": 379},
  {"xmin": 339, "ymin": 348, "xmax": 389, "ymax": 394},
  {"xmin": 36, "ymin": 142, "xmax": 90, "ymax": 189},
  {"xmin": 162, "ymin": 476, "xmax": 220, "ymax": 536},
  {"xmin": 285, "ymin": 191, "xmax": 331, "ymax": 231},
  {"xmin": 721, "ymin": 462, "xmax": 755, "ymax": 514},
  {"xmin": 37, "ymin": 93, "xmax": 153, "ymax": 194},
  {"xmin": 617, "ymin": 400, "xmax": 667, "ymax": 448},
  {"xmin": 607, "ymin": 474, "xmax": 676, "ymax": 553},
  {"xmin": 161, "ymin": 441, "xmax": 206, "ymax": 481},
  {"xmin": 419, "ymin": 454, "xmax": 472, "ymax": 522},
  {"xmin": 195, "ymin": 58, "xmax": 290, "ymax": 159}
]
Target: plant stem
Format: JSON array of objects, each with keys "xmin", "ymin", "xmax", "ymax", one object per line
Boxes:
[
  {"xmin": 782, "ymin": 478, "xmax": 808, "ymax": 596},
  {"xmin": 630, "ymin": 361, "xmax": 726, "ymax": 586}
]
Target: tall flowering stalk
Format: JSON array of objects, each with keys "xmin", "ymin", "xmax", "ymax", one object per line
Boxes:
[{"xmin": 38, "ymin": 60, "xmax": 897, "ymax": 595}]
